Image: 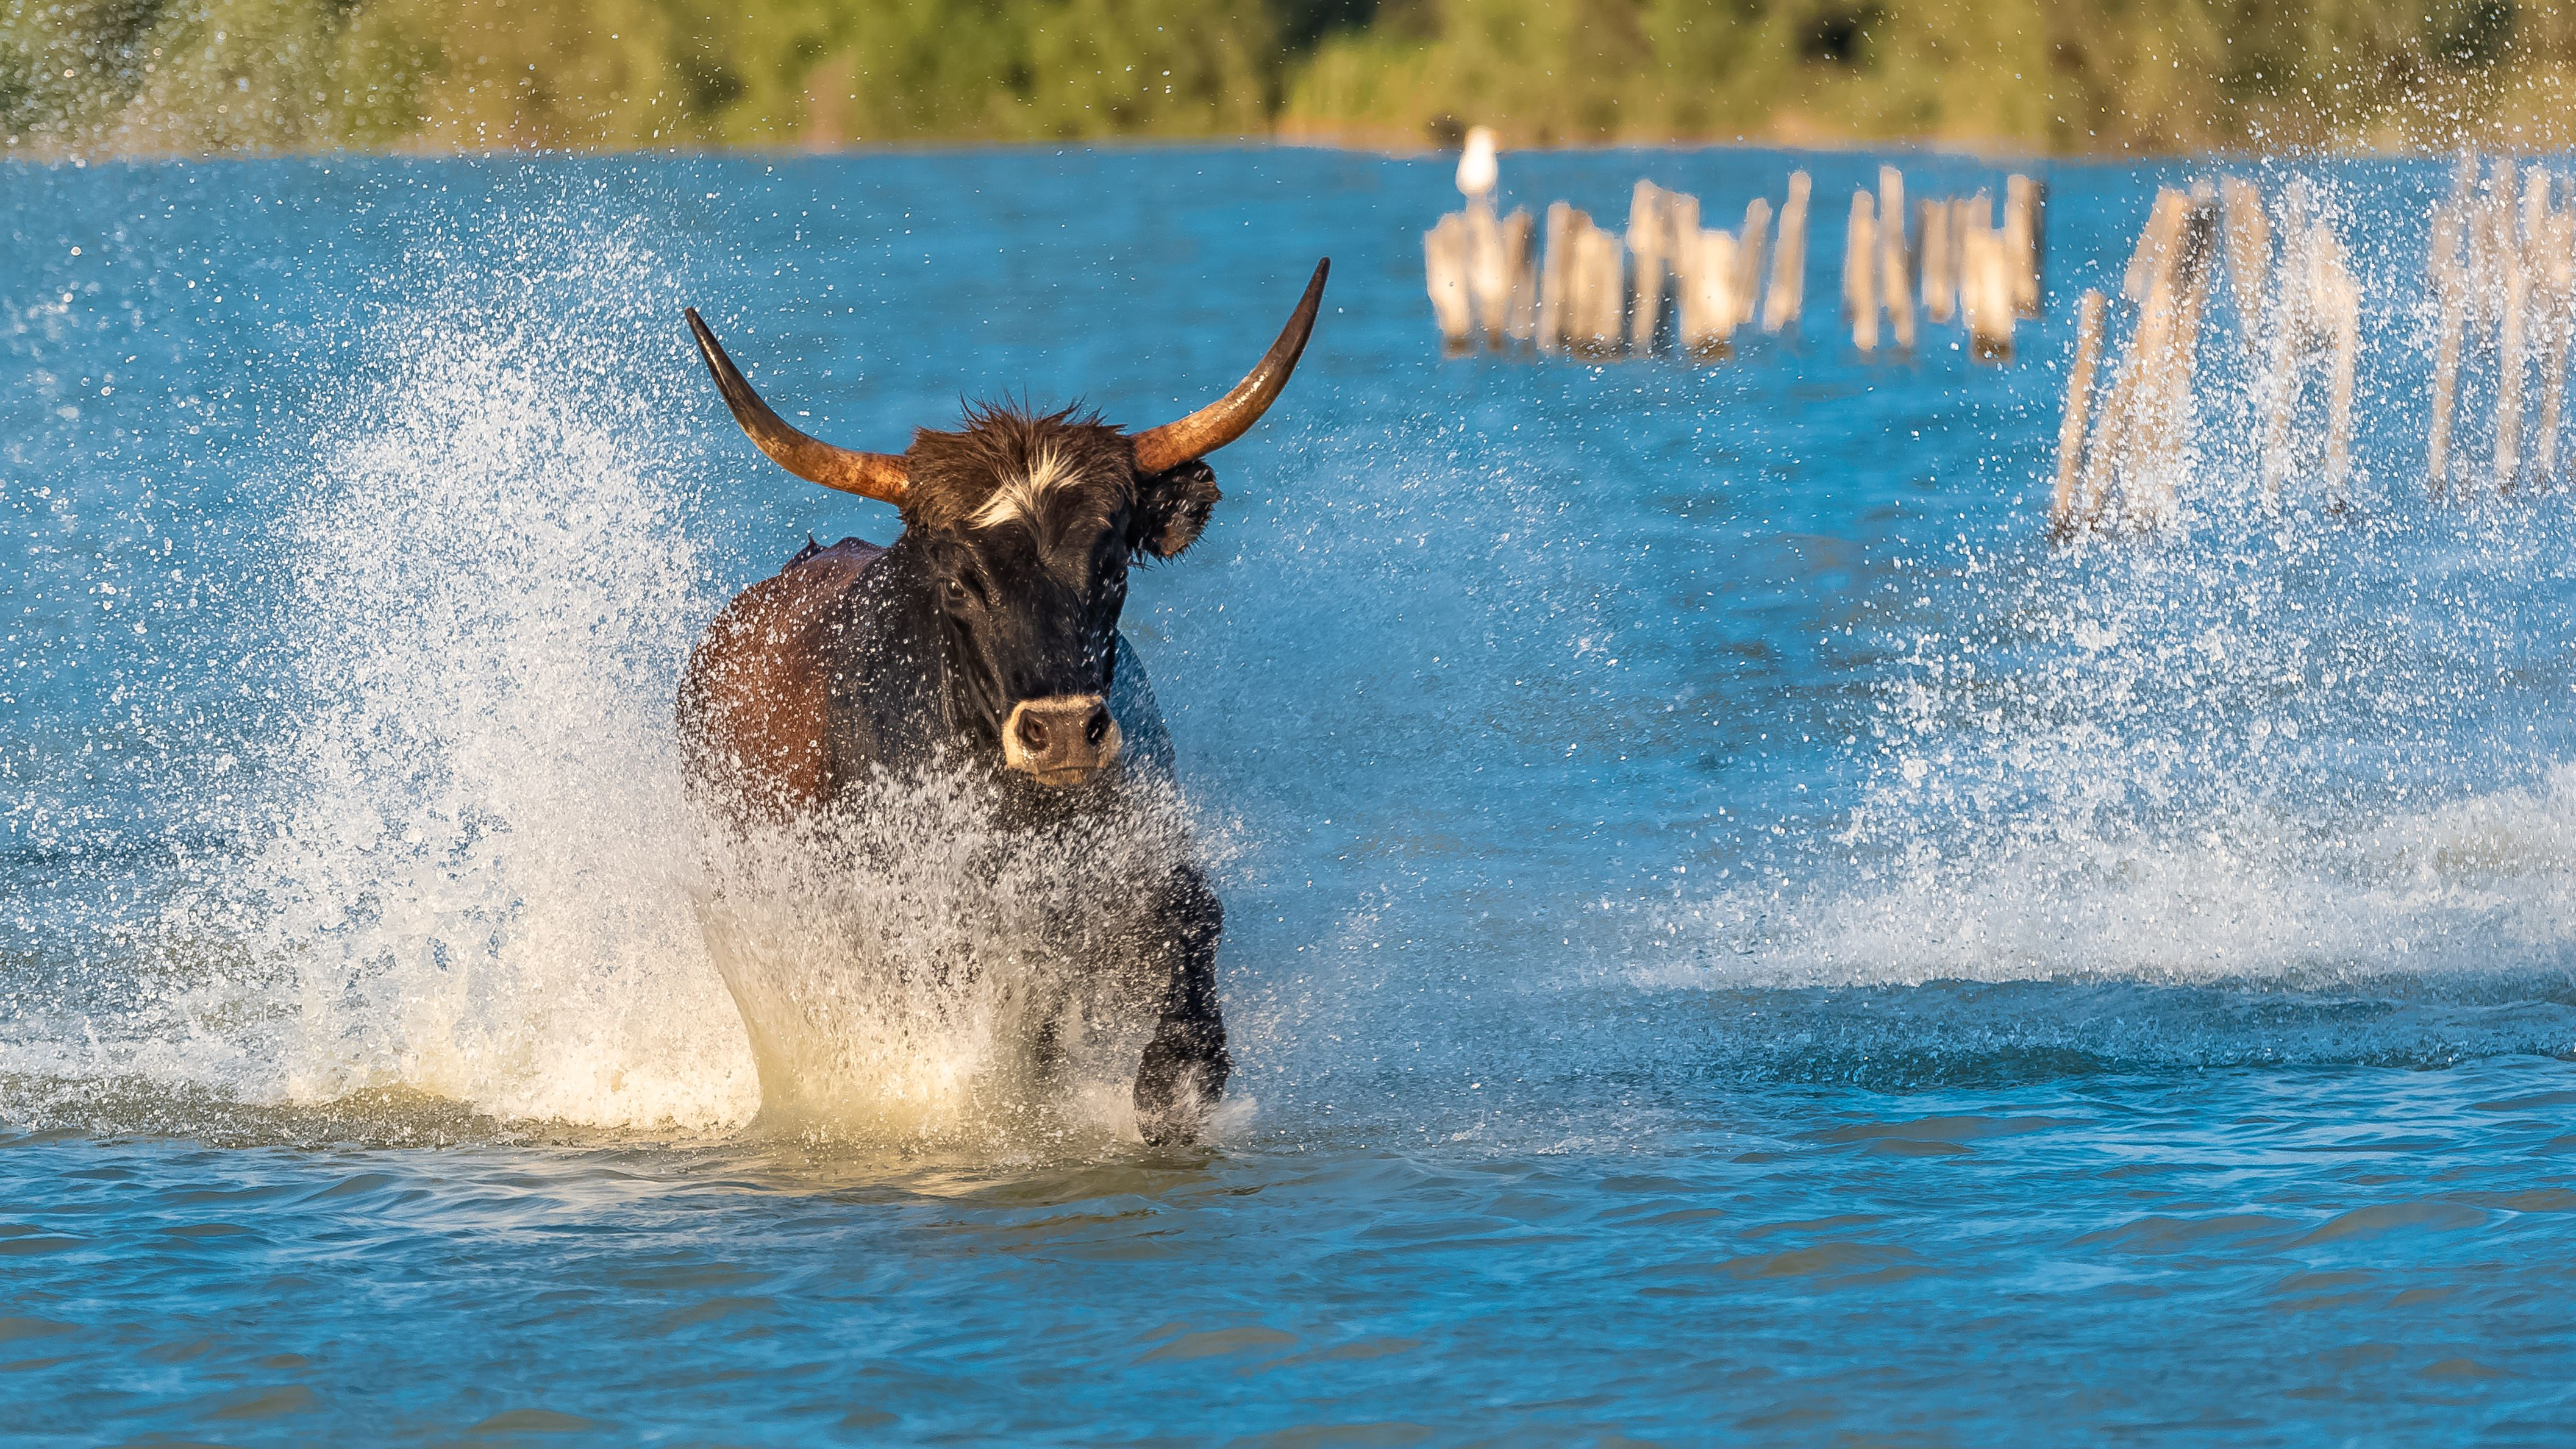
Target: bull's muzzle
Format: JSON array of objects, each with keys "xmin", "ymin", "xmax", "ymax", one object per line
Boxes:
[{"xmin": 1002, "ymin": 695, "xmax": 1122, "ymax": 786}]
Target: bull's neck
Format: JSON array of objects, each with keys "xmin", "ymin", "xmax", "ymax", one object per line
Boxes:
[{"xmin": 866, "ymin": 530, "xmax": 964, "ymax": 744}]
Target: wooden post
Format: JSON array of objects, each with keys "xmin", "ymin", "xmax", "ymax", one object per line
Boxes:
[
  {"xmin": 2449, "ymin": 146, "xmax": 2479, "ymax": 223},
  {"xmin": 2536, "ymin": 212, "xmax": 2575, "ymax": 490},
  {"xmin": 2028, "ymin": 179, "xmax": 2049, "ymax": 295},
  {"xmin": 2525, "ymin": 164, "xmax": 2553, "ymax": 254},
  {"xmin": 1536, "ymin": 201, "xmax": 1572, "ymax": 355},
  {"xmin": 1738, "ymin": 197, "xmax": 1773, "ymax": 324},
  {"xmin": 2429, "ymin": 202, "xmax": 2467, "ymax": 496},
  {"xmin": 1955, "ymin": 194, "xmax": 1980, "ymax": 313},
  {"xmin": 2143, "ymin": 188, "xmax": 2221, "ymax": 516},
  {"xmin": 1684, "ymin": 230, "xmax": 1743, "ymax": 358},
  {"xmin": 2497, "ymin": 193, "xmax": 2533, "ymax": 493},
  {"xmin": 1501, "ymin": 208, "xmax": 1538, "ymax": 351},
  {"xmin": 2169, "ymin": 185, "xmax": 2221, "ymax": 401},
  {"xmin": 1667, "ymin": 190, "xmax": 1703, "ymax": 254},
  {"xmin": 1464, "ymin": 201, "xmax": 1507, "ymax": 350},
  {"xmin": 2053, "ymin": 288, "xmax": 2108, "ymax": 538},
  {"xmin": 1727, "ymin": 229, "xmax": 1758, "ymax": 336},
  {"xmin": 1665, "ymin": 190, "xmax": 1704, "ymax": 287},
  {"xmin": 2077, "ymin": 360, "xmax": 2128, "ymax": 532},
  {"xmin": 1566, "ymin": 216, "xmax": 1596, "ymax": 357},
  {"xmin": 1565, "ymin": 215, "xmax": 1594, "ymax": 356},
  {"xmin": 2466, "ymin": 166, "xmax": 2492, "ymax": 337},
  {"xmin": 2077, "ymin": 366, "xmax": 2128, "ymax": 531},
  {"xmin": 1920, "ymin": 197, "xmax": 1956, "ymax": 325},
  {"xmin": 2221, "ymin": 177, "xmax": 2270, "ymax": 361},
  {"xmin": 1598, "ymin": 221, "xmax": 1629, "ymax": 357},
  {"xmin": 1879, "ymin": 166, "xmax": 1916, "ymax": 351},
  {"xmin": 2119, "ymin": 178, "xmax": 2186, "ymax": 452},
  {"xmin": 2438, "ymin": 147, "xmax": 2476, "ymax": 350},
  {"xmin": 2472, "ymin": 158, "xmax": 2512, "ymax": 336},
  {"xmin": 1844, "ymin": 189, "xmax": 1880, "ymax": 352},
  {"xmin": 2121, "ymin": 254, "xmax": 2186, "ymax": 526},
  {"xmin": 2083, "ymin": 189, "xmax": 2196, "ymax": 528},
  {"xmin": 1840, "ymin": 188, "xmax": 1864, "ymax": 322},
  {"xmin": 1425, "ymin": 213, "xmax": 1472, "ymax": 356},
  {"xmin": 2324, "ymin": 268, "xmax": 2359, "ymax": 505},
  {"xmin": 1959, "ymin": 214, "xmax": 1988, "ymax": 352},
  {"xmin": 2256, "ymin": 215, "xmax": 2310, "ymax": 504},
  {"xmin": 1627, "ymin": 180, "xmax": 1668, "ymax": 356},
  {"xmin": 2123, "ymin": 189, "xmax": 2185, "ymax": 303},
  {"xmin": 1679, "ymin": 227, "xmax": 1710, "ymax": 357},
  {"xmin": 1959, "ymin": 191, "xmax": 2010, "ymax": 354},
  {"xmin": 1664, "ymin": 188, "xmax": 1704, "ymax": 358},
  {"xmin": 1963, "ymin": 221, "xmax": 2013, "ymax": 361},
  {"xmin": 2494, "ymin": 168, "xmax": 2555, "ymax": 492},
  {"xmin": 1573, "ymin": 218, "xmax": 1625, "ymax": 358},
  {"xmin": 2005, "ymin": 174, "xmax": 2043, "ymax": 318},
  {"xmin": 1763, "ymin": 171, "xmax": 1811, "ymax": 333},
  {"xmin": 1561, "ymin": 209, "xmax": 1596, "ymax": 357}
]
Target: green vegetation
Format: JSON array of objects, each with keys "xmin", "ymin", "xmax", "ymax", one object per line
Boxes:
[{"xmin": 5, "ymin": 0, "xmax": 2574, "ymax": 155}]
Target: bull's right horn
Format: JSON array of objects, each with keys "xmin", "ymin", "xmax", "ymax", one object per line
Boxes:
[{"xmin": 685, "ymin": 308, "xmax": 910, "ymax": 506}]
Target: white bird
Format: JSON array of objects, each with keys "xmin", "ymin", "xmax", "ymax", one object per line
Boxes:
[{"xmin": 1455, "ymin": 126, "xmax": 1499, "ymax": 203}]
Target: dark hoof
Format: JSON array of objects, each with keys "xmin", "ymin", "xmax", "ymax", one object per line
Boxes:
[{"xmin": 1134, "ymin": 1036, "xmax": 1229, "ymax": 1147}]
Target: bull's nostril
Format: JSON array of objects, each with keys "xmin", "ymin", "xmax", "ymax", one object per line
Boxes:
[
  {"xmin": 1018, "ymin": 713, "xmax": 1049, "ymax": 752},
  {"xmin": 1085, "ymin": 706, "xmax": 1109, "ymax": 746}
]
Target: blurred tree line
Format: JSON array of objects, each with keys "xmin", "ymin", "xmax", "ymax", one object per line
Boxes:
[{"xmin": 3, "ymin": 0, "xmax": 2572, "ymax": 154}]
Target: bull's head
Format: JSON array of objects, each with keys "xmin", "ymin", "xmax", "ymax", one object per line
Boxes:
[{"xmin": 685, "ymin": 260, "xmax": 1325, "ymax": 789}]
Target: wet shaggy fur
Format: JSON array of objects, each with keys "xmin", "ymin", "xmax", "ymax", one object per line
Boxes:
[
  {"xmin": 682, "ymin": 400, "xmax": 1238, "ymax": 1144},
  {"xmin": 902, "ymin": 404, "xmax": 1221, "ymax": 562}
]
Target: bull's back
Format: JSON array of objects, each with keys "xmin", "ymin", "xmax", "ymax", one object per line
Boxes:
[{"xmin": 678, "ymin": 538, "xmax": 885, "ymax": 818}]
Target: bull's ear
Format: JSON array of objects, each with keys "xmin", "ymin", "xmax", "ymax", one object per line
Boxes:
[{"xmin": 1132, "ymin": 458, "xmax": 1221, "ymax": 559}]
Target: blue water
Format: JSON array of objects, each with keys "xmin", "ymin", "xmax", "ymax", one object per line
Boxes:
[{"xmin": 5, "ymin": 146, "xmax": 2576, "ymax": 1444}]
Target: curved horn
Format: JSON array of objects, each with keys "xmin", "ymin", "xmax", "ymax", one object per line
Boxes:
[
  {"xmin": 685, "ymin": 307, "xmax": 909, "ymax": 505},
  {"xmin": 1130, "ymin": 258, "xmax": 1328, "ymax": 475}
]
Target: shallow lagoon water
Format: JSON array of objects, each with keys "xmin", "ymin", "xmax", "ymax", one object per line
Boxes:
[{"xmin": 5, "ymin": 147, "xmax": 2576, "ymax": 1442}]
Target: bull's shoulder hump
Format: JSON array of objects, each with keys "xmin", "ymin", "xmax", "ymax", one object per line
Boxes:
[
  {"xmin": 680, "ymin": 537, "xmax": 889, "ymax": 817},
  {"xmin": 787, "ymin": 535, "xmax": 887, "ymax": 582},
  {"xmin": 705, "ymin": 537, "xmax": 888, "ymax": 636}
]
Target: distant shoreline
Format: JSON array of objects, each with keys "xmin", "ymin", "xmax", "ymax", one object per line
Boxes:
[
  {"xmin": 9, "ymin": 0, "xmax": 2567, "ymax": 171},
  {"xmin": 0, "ymin": 133, "xmax": 2506, "ymax": 168}
]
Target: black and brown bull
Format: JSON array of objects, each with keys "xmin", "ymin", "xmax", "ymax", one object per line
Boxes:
[{"xmin": 677, "ymin": 262, "xmax": 1326, "ymax": 1145}]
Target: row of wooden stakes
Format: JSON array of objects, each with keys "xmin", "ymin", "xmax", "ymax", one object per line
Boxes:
[
  {"xmin": 2427, "ymin": 153, "xmax": 2576, "ymax": 494},
  {"xmin": 2052, "ymin": 178, "xmax": 2361, "ymax": 538},
  {"xmin": 1422, "ymin": 174, "xmax": 1813, "ymax": 358},
  {"xmin": 1839, "ymin": 169, "xmax": 2047, "ymax": 358},
  {"xmin": 1425, "ymin": 168, "xmax": 2046, "ymax": 363}
]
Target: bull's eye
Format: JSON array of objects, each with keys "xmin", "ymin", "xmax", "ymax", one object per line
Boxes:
[{"xmin": 945, "ymin": 578, "xmax": 971, "ymax": 610}]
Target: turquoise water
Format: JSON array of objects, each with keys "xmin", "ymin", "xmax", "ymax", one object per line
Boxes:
[{"xmin": 5, "ymin": 147, "xmax": 2576, "ymax": 1444}]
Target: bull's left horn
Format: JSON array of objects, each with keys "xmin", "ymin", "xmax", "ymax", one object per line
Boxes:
[
  {"xmin": 1129, "ymin": 259, "xmax": 1327, "ymax": 475},
  {"xmin": 685, "ymin": 307, "xmax": 910, "ymax": 506}
]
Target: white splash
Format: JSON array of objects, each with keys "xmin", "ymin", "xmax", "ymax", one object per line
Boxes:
[
  {"xmin": 235, "ymin": 307, "xmax": 759, "ymax": 1131},
  {"xmin": 693, "ymin": 777, "xmax": 1206, "ymax": 1143},
  {"xmin": 1643, "ymin": 507, "xmax": 2576, "ymax": 994}
]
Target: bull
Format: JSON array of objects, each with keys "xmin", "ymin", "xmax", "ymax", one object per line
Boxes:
[{"xmin": 676, "ymin": 261, "xmax": 1326, "ymax": 1145}]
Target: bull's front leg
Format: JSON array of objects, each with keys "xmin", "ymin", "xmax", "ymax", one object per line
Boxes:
[{"xmin": 1132, "ymin": 863, "xmax": 1230, "ymax": 1147}]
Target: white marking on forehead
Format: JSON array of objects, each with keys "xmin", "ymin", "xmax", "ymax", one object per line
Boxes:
[{"xmin": 968, "ymin": 447, "xmax": 1078, "ymax": 531}]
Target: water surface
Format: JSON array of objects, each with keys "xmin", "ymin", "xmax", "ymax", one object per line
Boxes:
[{"xmin": 4, "ymin": 146, "xmax": 2575, "ymax": 1444}]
